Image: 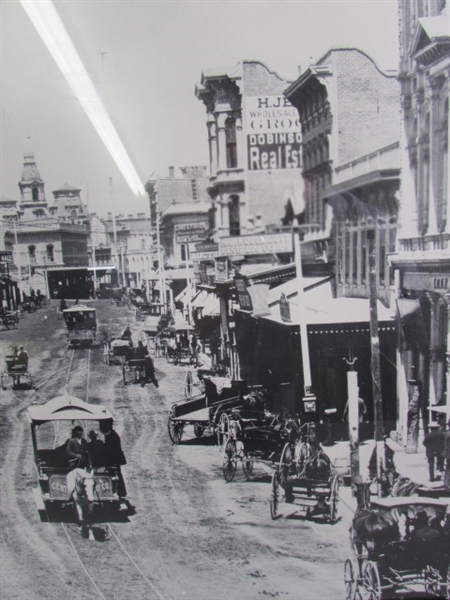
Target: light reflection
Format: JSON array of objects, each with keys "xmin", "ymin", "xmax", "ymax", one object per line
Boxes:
[{"xmin": 19, "ymin": 0, "xmax": 146, "ymax": 196}]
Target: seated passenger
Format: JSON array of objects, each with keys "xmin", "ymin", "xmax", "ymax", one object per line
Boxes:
[
  {"xmin": 411, "ymin": 510, "xmax": 440, "ymax": 541},
  {"xmin": 66, "ymin": 425, "xmax": 90, "ymax": 468},
  {"xmin": 16, "ymin": 345, "xmax": 29, "ymax": 369},
  {"xmin": 121, "ymin": 325, "xmax": 132, "ymax": 341}
]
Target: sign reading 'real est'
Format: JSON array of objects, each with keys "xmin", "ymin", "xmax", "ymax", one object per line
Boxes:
[{"xmin": 246, "ymin": 96, "xmax": 301, "ymax": 171}]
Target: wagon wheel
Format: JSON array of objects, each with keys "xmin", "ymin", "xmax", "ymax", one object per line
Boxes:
[
  {"xmin": 328, "ymin": 474, "xmax": 340, "ymax": 524},
  {"xmin": 242, "ymin": 455, "xmax": 254, "ymax": 479},
  {"xmin": 270, "ymin": 470, "xmax": 280, "ymax": 520},
  {"xmin": 168, "ymin": 418, "xmax": 184, "ymax": 444},
  {"xmin": 344, "ymin": 558, "xmax": 358, "ymax": 600},
  {"xmin": 279, "ymin": 442, "xmax": 293, "ymax": 487},
  {"xmin": 1, "ymin": 371, "xmax": 10, "ymax": 390},
  {"xmin": 222, "ymin": 437, "xmax": 237, "ymax": 482},
  {"xmin": 184, "ymin": 370, "xmax": 193, "ymax": 398},
  {"xmin": 217, "ymin": 412, "xmax": 230, "ymax": 450},
  {"xmin": 362, "ymin": 561, "xmax": 381, "ymax": 600},
  {"xmin": 194, "ymin": 424, "xmax": 204, "ymax": 438},
  {"xmin": 122, "ymin": 363, "xmax": 128, "ymax": 385}
]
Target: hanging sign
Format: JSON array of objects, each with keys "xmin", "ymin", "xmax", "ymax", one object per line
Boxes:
[{"xmin": 234, "ymin": 276, "xmax": 252, "ymax": 311}]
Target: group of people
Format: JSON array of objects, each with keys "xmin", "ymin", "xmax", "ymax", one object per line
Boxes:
[
  {"xmin": 422, "ymin": 419, "xmax": 450, "ymax": 487},
  {"xmin": 66, "ymin": 421, "xmax": 127, "ymax": 498}
]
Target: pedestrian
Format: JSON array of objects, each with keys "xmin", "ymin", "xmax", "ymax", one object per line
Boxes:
[
  {"xmin": 101, "ymin": 420, "xmax": 127, "ymax": 498},
  {"xmin": 444, "ymin": 419, "xmax": 450, "ymax": 490},
  {"xmin": 423, "ymin": 422, "xmax": 445, "ymax": 482}
]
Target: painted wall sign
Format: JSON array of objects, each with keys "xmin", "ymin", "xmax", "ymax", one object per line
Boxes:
[
  {"xmin": 175, "ymin": 223, "xmax": 206, "ymax": 244},
  {"xmin": 403, "ymin": 272, "xmax": 450, "ymax": 293},
  {"xmin": 245, "ymin": 96, "xmax": 301, "ymax": 171}
]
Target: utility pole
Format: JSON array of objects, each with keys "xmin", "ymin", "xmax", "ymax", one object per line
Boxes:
[
  {"xmin": 344, "ymin": 355, "xmax": 360, "ymax": 484},
  {"xmin": 367, "ymin": 226, "xmax": 385, "ymax": 497},
  {"xmin": 293, "ymin": 219, "xmax": 317, "ymax": 416}
]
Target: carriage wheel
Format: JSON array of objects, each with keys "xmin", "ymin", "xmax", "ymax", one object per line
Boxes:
[
  {"xmin": 328, "ymin": 474, "xmax": 340, "ymax": 524},
  {"xmin": 279, "ymin": 442, "xmax": 293, "ymax": 487},
  {"xmin": 270, "ymin": 470, "xmax": 280, "ymax": 520},
  {"xmin": 194, "ymin": 424, "xmax": 204, "ymax": 438},
  {"xmin": 168, "ymin": 418, "xmax": 184, "ymax": 444},
  {"xmin": 1, "ymin": 372, "xmax": 10, "ymax": 390},
  {"xmin": 344, "ymin": 558, "xmax": 358, "ymax": 600},
  {"xmin": 217, "ymin": 413, "xmax": 230, "ymax": 450},
  {"xmin": 362, "ymin": 562, "xmax": 381, "ymax": 600},
  {"xmin": 222, "ymin": 437, "xmax": 237, "ymax": 482},
  {"xmin": 242, "ymin": 456, "xmax": 254, "ymax": 479},
  {"xmin": 122, "ymin": 363, "xmax": 128, "ymax": 385}
]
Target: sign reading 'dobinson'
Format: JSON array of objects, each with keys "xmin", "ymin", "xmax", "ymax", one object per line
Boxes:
[
  {"xmin": 175, "ymin": 223, "xmax": 206, "ymax": 244},
  {"xmin": 246, "ymin": 96, "xmax": 301, "ymax": 171}
]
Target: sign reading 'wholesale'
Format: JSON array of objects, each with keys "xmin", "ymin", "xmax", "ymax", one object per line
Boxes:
[{"xmin": 246, "ymin": 96, "xmax": 301, "ymax": 171}]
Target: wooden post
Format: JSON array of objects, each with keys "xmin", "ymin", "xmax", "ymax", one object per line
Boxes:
[
  {"xmin": 367, "ymin": 228, "xmax": 385, "ymax": 496},
  {"xmin": 347, "ymin": 367, "xmax": 360, "ymax": 483}
]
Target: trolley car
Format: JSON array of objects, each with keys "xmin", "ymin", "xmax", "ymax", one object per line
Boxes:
[
  {"xmin": 63, "ymin": 304, "xmax": 97, "ymax": 346},
  {"xmin": 27, "ymin": 394, "xmax": 121, "ymax": 515}
]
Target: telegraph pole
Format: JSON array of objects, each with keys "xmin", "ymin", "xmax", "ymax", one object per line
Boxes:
[{"xmin": 367, "ymin": 226, "xmax": 385, "ymax": 497}]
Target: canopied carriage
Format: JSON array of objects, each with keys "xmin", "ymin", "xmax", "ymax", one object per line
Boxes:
[
  {"xmin": 63, "ymin": 304, "xmax": 97, "ymax": 346},
  {"xmin": 27, "ymin": 395, "xmax": 121, "ymax": 516},
  {"xmin": 2, "ymin": 352, "xmax": 33, "ymax": 390},
  {"xmin": 269, "ymin": 423, "xmax": 340, "ymax": 524},
  {"xmin": 345, "ymin": 496, "xmax": 450, "ymax": 600}
]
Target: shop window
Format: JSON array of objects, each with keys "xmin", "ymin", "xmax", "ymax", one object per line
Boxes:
[{"xmin": 225, "ymin": 118, "xmax": 237, "ymax": 168}]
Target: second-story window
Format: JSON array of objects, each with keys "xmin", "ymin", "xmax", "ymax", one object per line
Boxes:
[
  {"xmin": 28, "ymin": 245, "xmax": 36, "ymax": 264},
  {"xmin": 229, "ymin": 195, "xmax": 240, "ymax": 236},
  {"xmin": 225, "ymin": 118, "xmax": 237, "ymax": 168},
  {"xmin": 46, "ymin": 244, "xmax": 54, "ymax": 263}
]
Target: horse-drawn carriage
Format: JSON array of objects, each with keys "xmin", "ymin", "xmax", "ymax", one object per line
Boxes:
[
  {"xmin": 135, "ymin": 301, "xmax": 164, "ymax": 322},
  {"xmin": 167, "ymin": 377, "xmax": 247, "ymax": 444},
  {"xmin": 63, "ymin": 304, "xmax": 97, "ymax": 346},
  {"xmin": 104, "ymin": 337, "xmax": 133, "ymax": 366},
  {"xmin": 27, "ymin": 395, "xmax": 122, "ymax": 521},
  {"xmin": 165, "ymin": 324, "xmax": 196, "ymax": 365},
  {"xmin": 221, "ymin": 406, "xmax": 299, "ymax": 483},
  {"xmin": 0, "ymin": 307, "xmax": 19, "ymax": 330},
  {"xmin": 2, "ymin": 351, "xmax": 33, "ymax": 390},
  {"xmin": 345, "ymin": 495, "xmax": 450, "ymax": 600},
  {"xmin": 268, "ymin": 422, "xmax": 340, "ymax": 524}
]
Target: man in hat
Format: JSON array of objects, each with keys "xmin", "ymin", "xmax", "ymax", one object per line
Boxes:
[
  {"xmin": 423, "ymin": 422, "xmax": 445, "ymax": 482},
  {"xmin": 86, "ymin": 430, "xmax": 105, "ymax": 468},
  {"xmin": 121, "ymin": 324, "xmax": 132, "ymax": 341},
  {"xmin": 66, "ymin": 425, "xmax": 89, "ymax": 468},
  {"xmin": 16, "ymin": 345, "xmax": 29, "ymax": 370}
]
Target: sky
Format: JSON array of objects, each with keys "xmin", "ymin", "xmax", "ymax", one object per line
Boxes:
[{"xmin": 1, "ymin": 0, "xmax": 400, "ymax": 218}]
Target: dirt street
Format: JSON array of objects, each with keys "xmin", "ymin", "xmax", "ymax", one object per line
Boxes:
[{"xmin": 0, "ymin": 301, "xmax": 353, "ymax": 600}]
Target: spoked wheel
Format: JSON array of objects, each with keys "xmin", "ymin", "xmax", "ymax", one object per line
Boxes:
[
  {"xmin": 122, "ymin": 363, "xmax": 128, "ymax": 385},
  {"xmin": 193, "ymin": 424, "xmax": 204, "ymax": 438},
  {"xmin": 217, "ymin": 413, "xmax": 230, "ymax": 450},
  {"xmin": 168, "ymin": 418, "xmax": 184, "ymax": 444},
  {"xmin": 270, "ymin": 470, "xmax": 280, "ymax": 520},
  {"xmin": 328, "ymin": 474, "xmax": 340, "ymax": 524},
  {"xmin": 222, "ymin": 437, "xmax": 237, "ymax": 482},
  {"xmin": 242, "ymin": 455, "xmax": 254, "ymax": 479},
  {"xmin": 279, "ymin": 442, "xmax": 293, "ymax": 486},
  {"xmin": 344, "ymin": 558, "xmax": 358, "ymax": 600},
  {"xmin": 2, "ymin": 372, "xmax": 11, "ymax": 390},
  {"xmin": 362, "ymin": 561, "xmax": 381, "ymax": 600}
]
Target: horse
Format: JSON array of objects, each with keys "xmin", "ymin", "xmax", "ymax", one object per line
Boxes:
[
  {"xmin": 351, "ymin": 479, "xmax": 400, "ymax": 554},
  {"xmin": 66, "ymin": 468, "xmax": 96, "ymax": 540}
]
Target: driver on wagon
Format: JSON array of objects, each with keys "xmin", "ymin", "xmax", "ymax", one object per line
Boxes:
[{"xmin": 66, "ymin": 425, "xmax": 90, "ymax": 468}]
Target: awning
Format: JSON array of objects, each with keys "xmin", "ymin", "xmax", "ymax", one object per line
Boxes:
[{"xmin": 240, "ymin": 277, "xmax": 396, "ymax": 333}]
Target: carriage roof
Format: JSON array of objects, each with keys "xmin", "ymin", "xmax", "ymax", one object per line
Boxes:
[
  {"xmin": 27, "ymin": 394, "xmax": 113, "ymax": 425},
  {"xmin": 370, "ymin": 497, "xmax": 450, "ymax": 510},
  {"xmin": 62, "ymin": 304, "xmax": 96, "ymax": 313}
]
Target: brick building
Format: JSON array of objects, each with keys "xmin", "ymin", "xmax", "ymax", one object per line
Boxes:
[
  {"xmin": 196, "ymin": 60, "xmax": 303, "ymax": 236},
  {"xmin": 390, "ymin": 0, "xmax": 450, "ymax": 444}
]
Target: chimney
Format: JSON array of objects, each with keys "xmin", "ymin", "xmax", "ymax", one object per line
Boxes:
[
  {"xmin": 297, "ymin": 65, "xmax": 302, "ymax": 77},
  {"xmin": 169, "ymin": 166, "xmax": 175, "ymax": 179}
]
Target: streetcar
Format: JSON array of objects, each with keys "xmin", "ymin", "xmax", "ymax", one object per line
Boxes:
[
  {"xmin": 27, "ymin": 394, "xmax": 121, "ymax": 516},
  {"xmin": 62, "ymin": 304, "xmax": 97, "ymax": 346}
]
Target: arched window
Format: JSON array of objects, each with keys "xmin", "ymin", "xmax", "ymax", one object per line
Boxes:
[
  {"xmin": 32, "ymin": 187, "xmax": 39, "ymax": 201},
  {"xmin": 225, "ymin": 118, "xmax": 237, "ymax": 168},
  {"xmin": 46, "ymin": 244, "xmax": 54, "ymax": 263},
  {"xmin": 28, "ymin": 245, "xmax": 36, "ymax": 264},
  {"xmin": 228, "ymin": 195, "xmax": 240, "ymax": 236}
]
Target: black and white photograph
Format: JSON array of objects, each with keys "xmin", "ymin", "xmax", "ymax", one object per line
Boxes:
[{"xmin": 1, "ymin": 1, "xmax": 450, "ymax": 599}]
